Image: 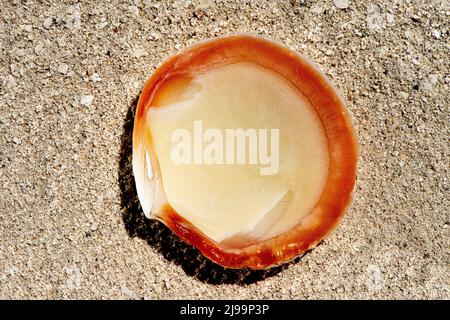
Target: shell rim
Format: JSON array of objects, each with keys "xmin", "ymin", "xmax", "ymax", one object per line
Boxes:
[{"xmin": 132, "ymin": 33, "xmax": 359, "ymax": 270}]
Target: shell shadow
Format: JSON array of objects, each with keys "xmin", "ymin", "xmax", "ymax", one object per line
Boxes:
[{"xmin": 118, "ymin": 95, "xmax": 303, "ymax": 285}]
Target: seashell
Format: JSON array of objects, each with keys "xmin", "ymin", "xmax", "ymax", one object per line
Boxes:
[{"xmin": 132, "ymin": 34, "xmax": 358, "ymax": 269}]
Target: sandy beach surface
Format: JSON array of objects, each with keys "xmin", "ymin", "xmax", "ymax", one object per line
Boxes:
[{"xmin": 0, "ymin": 0, "xmax": 448, "ymax": 299}]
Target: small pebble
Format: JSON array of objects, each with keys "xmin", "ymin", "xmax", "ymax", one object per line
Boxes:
[
  {"xmin": 367, "ymin": 3, "xmax": 381, "ymax": 14},
  {"xmin": 399, "ymin": 91, "xmax": 409, "ymax": 100},
  {"xmin": 404, "ymin": 30, "xmax": 413, "ymax": 39},
  {"xmin": 56, "ymin": 37, "xmax": 65, "ymax": 47},
  {"xmin": 91, "ymin": 73, "xmax": 101, "ymax": 83},
  {"xmin": 366, "ymin": 5, "xmax": 383, "ymax": 31},
  {"xmin": 10, "ymin": 64, "xmax": 18, "ymax": 75},
  {"xmin": 386, "ymin": 13, "xmax": 395, "ymax": 24},
  {"xmin": 132, "ymin": 48, "xmax": 148, "ymax": 58},
  {"xmin": 333, "ymin": 0, "xmax": 349, "ymax": 9},
  {"xmin": 432, "ymin": 29, "xmax": 441, "ymax": 39},
  {"xmin": 87, "ymin": 66, "xmax": 95, "ymax": 76},
  {"xmin": 43, "ymin": 17, "xmax": 53, "ymax": 29},
  {"xmin": 80, "ymin": 95, "xmax": 94, "ymax": 106},
  {"xmin": 429, "ymin": 74, "xmax": 438, "ymax": 85},
  {"xmin": 128, "ymin": 5, "xmax": 139, "ymax": 14},
  {"xmin": 58, "ymin": 63, "xmax": 69, "ymax": 75},
  {"xmin": 34, "ymin": 43, "xmax": 44, "ymax": 55},
  {"xmin": 121, "ymin": 286, "xmax": 133, "ymax": 297},
  {"xmin": 12, "ymin": 137, "xmax": 22, "ymax": 144},
  {"xmin": 66, "ymin": 5, "xmax": 81, "ymax": 30},
  {"xmin": 7, "ymin": 266, "xmax": 20, "ymax": 276},
  {"xmin": 4, "ymin": 75, "xmax": 17, "ymax": 89},
  {"xmin": 98, "ymin": 18, "xmax": 108, "ymax": 29},
  {"xmin": 149, "ymin": 32, "xmax": 161, "ymax": 40},
  {"xmin": 423, "ymin": 82, "xmax": 432, "ymax": 91},
  {"xmin": 12, "ymin": 137, "xmax": 21, "ymax": 144},
  {"xmin": 23, "ymin": 25, "xmax": 33, "ymax": 32}
]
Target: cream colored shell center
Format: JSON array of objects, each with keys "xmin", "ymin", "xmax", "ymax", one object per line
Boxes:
[{"xmin": 147, "ymin": 62, "xmax": 329, "ymax": 245}]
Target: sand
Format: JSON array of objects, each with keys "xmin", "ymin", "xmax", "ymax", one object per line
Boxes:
[{"xmin": 0, "ymin": 0, "xmax": 448, "ymax": 299}]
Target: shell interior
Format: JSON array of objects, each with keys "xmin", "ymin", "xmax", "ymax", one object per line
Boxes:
[{"xmin": 138, "ymin": 62, "xmax": 328, "ymax": 248}]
